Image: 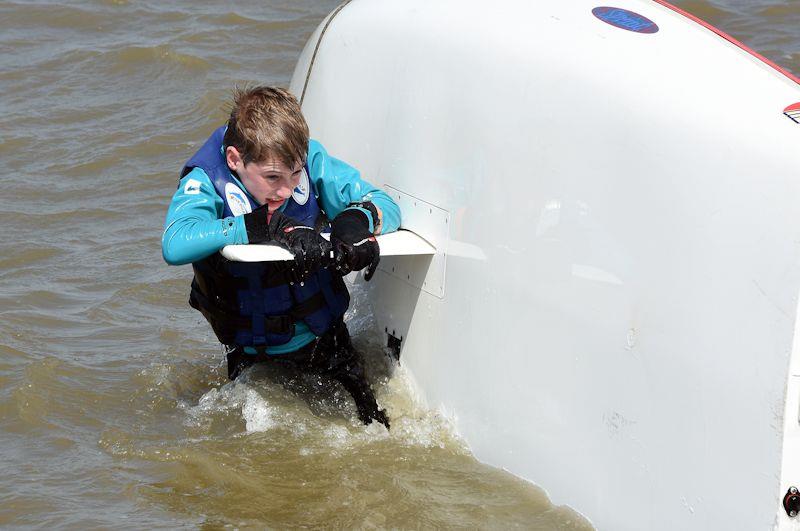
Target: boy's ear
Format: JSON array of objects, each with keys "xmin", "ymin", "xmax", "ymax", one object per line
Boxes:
[{"xmin": 225, "ymin": 146, "xmax": 242, "ymax": 171}]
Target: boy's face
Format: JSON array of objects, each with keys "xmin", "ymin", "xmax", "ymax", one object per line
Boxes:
[{"xmin": 226, "ymin": 146, "xmax": 302, "ymax": 213}]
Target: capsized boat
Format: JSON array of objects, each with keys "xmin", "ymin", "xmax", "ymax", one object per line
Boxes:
[{"xmin": 285, "ymin": 1, "xmax": 800, "ymax": 528}]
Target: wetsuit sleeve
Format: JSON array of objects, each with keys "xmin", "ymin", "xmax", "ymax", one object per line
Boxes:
[
  {"xmin": 162, "ymin": 168, "xmax": 249, "ymax": 265},
  {"xmin": 307, "ymin": 139, "xmax": 401, "ymax": 234}
]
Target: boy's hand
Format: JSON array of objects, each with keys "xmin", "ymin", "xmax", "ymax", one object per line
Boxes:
[
  {"xmin": 244, "ymin": 207, "xmax": 331, "ymax": 281},
  {"xmin": 330, "ymin": 206, "xmax": 379, "ymax": 281},
  {"xmin": 268, "ymin": 211, "xmax": 331, "ymax": 282}
]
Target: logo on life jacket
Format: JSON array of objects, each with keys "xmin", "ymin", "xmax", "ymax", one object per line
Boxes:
[
  {"xmin": 292, "ymin": 168, "xmax": 310, "ymax": 205},
  {"xmin": 592, "ymin": 7, "xmax": 659, "ymax": 34},
  {"xmin": 785, "ymin": 103, "xmax": 800, "ymax": 124},
  {"xmin": 225, "ymin": 182, "xmax": 252, "ymax": 216}
]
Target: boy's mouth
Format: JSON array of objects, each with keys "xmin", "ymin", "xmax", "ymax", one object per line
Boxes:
[{"xmin": 266, "ymin": 198, "xmax": 286, "ymax": 211}]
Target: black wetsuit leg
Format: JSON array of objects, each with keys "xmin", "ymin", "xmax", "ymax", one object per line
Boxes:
[
  {"xmin": 307, "ymin": 321, "xmax": 389, "ymax": 428},
  {"xmin": 224, "ymin": 323, "xmax": 389, "ymax": 428},
  {"xmin": 225, "ymin": 345, "xmax": 256, "ymax": 380}
]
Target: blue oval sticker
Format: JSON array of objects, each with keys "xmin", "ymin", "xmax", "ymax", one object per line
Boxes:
[{"xmin": 592, "ymin": 7, "xmax": 659, "ymax": 34}]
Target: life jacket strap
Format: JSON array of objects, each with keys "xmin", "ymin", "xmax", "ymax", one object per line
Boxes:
[{"xmin": 189, "ymin": 282, "xmax": 343, "ymax": 337}]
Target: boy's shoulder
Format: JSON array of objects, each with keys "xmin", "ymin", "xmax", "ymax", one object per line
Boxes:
[
  {"xmin": 180, "ymin": 166, "xmax": 212, "ymax": 188},
  {"xmin": 175, "ymin": 167, "xmax": 220, "ymax": 202},
  {"xmin": 307, "ymin": 138, "xmax": 325, "ymax": 155}
]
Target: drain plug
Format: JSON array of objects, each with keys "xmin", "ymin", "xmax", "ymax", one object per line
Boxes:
[{"xmin": 783, "ymin": 487, "xmax": 800, "ymax": 517}]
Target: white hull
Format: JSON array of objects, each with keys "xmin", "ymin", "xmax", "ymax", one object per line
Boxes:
[{"xmin": 289, "ymin": 1, "xmax": 800, "ymax": 528}]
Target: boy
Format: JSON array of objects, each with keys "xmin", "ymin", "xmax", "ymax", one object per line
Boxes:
[{"xmin": 162, "ymin": 86, "xmax": 400, "ymax": 428}]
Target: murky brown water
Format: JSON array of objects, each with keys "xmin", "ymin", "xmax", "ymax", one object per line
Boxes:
[{"xmin": 0, "ymin": 1, "xmax": 797, "ymax": 528}]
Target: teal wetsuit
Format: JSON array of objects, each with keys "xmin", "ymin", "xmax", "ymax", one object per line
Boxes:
[{"xmin": 162, "ymin": 139, "xmax": 400, "ymax": 355}]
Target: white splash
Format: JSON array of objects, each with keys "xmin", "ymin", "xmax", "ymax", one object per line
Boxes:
[
  {"xmin": 184, "ymin": 381, "xmax": 276, "ymax": 433},
  {"xmin": 241, "ymin": 387, "xmax": 275, "ymax": 432}
]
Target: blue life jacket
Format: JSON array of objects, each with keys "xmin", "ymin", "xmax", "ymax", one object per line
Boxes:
[{"xmin": 182, "ymin": 126, "xmax": 349, "ymax": 349}]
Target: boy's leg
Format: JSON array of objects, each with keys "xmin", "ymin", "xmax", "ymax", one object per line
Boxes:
[
  {"xmin": 309, "ymin": 321, "xmax": 390, "ymax": 428},
  {"xmin": 225, "ymin": 345, "xmax": 256, "ymax": 380}
]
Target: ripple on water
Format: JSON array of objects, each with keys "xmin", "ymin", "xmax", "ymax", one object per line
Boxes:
[
  {"xmin": 0, "ymin": 3, "xmax": 109, "ymax": 31},
  {"xmin": 106, "ymin": 45, "xmax": 211, "ymax": 74},
  {"xmin": 671, "ymin": 0, "xmax": 733, "ymax": 20},
  {"xmin": 76, "ymin": 281, "xmax": 187, "ymax": 335},
  {"xmin": 9, "ymin": 358, "xmax": 109, "ymax": 434},
  {"xmin": 757, "ymin": 3, "xmax": 797, "ymax": 18},
  {"xmin": 0, "ymin": 245, "xmax": 63, "ymax": 270},
  {"xmin": 0, "ymin": 134, "xmax": 36, "ymax": 159}
]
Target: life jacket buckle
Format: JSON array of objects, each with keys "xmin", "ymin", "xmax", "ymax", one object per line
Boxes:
[{"xmin": 263, "ymin": 314, "xmax": 294, "ymax": 336}]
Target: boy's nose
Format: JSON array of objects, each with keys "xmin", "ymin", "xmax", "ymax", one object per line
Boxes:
[{"xmin": 276, "ymin": 185, "xmax": 293, "ymax": 199}]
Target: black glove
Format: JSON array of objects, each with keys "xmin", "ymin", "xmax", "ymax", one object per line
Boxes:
[
  {"xmin": 244, "ymin": 207, "xmax": 331, "ymax": 282},
  {"xmin": 330, "ymin": 206, "xmax": 380, "ymax": 281}
]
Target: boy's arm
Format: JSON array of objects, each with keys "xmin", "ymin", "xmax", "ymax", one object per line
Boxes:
[
  {"xmin": 307, "ymin": 140, "xmax": 401, "ymax": 234},
  {"xmin": 161, "ymin": 168, "xmax": 249, "ymax": 265}
]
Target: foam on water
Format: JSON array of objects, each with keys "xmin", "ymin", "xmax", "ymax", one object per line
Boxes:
[
  {"xmin": 184, "ymin": 380, "xmax": 282, "ymax": 434},
  {"xmin": 179, "ymin": 349, "xmax": 465, "ymax": 454}
]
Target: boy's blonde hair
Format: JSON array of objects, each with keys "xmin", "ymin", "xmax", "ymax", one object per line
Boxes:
[{"xmin": 223, "ymin": 86, "xmax": 309, "ymax": 166}]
